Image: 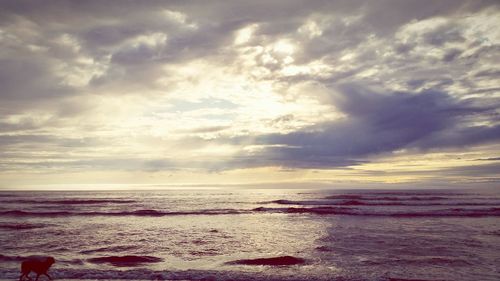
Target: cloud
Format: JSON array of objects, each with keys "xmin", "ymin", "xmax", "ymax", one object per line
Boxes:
[
  {"xmin": 0, "ymin": 157, "xmax": 178, "ymax": 172},
  {"xmin": 474, "ymin": 157, "xmax": 500, "ymax": 161},
  {"xmin": 0, "ymin": 0, "xmax": 499, "ymax": 185},
  {"xmin": 224, "ymin": 84, "xmax": 500, "ymax": 169},
  {"xmin": 440, "ymin": 162, "xmax": 500, "ymax": 178},
  {"xmin": 0, "ymin": 57, "xmax": 77, "ymax": 108}
]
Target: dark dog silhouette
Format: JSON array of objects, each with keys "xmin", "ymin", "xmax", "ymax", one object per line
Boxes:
[{"xmin": 19, "ymin": 256, "xmax": 55, "ymax": 281}]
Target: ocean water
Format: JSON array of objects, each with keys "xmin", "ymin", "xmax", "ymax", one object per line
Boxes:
[{"xmin": 0, "ymin": 188, "xmax": 499, "ymax": 281}]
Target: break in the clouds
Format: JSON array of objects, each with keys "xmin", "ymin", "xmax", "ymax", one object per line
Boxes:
[{"xmin": 0, "ymin": 0, "xmax": 499, "ymax": 188}]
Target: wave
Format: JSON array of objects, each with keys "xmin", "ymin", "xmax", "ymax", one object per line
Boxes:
[
  {"xmin": 252, "ymin": 206, "xmax": 500, "ymax": 217},
  {"xmin": 226, "ymin": 256, "xmax": 306, "ymax": 266},
  {"xmin": 0, "ymin": 210, "xmax": 74, "ymax": 216},
  {"xmin": 0, "ymin": 254, "xmax": 25, "ymax": 262},
  {"xmin": 0, "ymin": 223, "xmax": 49, "ymax": 230},
  {"xmin": 2, "ymin": 206, "xmax": 498, "ymax": 218},
  {"xmin": 325, "ymin": 195, "xmax": 450, "ymax": 201},
  {"xmin": 0, "ymin": 208, "xmax": 246, "ymax": 217},
  {"xmin": 3, "ymin": 199, "xmax": 136, "ymax": 205},
  {"xmin": 363, "ymin": 257, "xmax": 473, "ymax": 267},
  {"xmin": 315, "ymin": 245, "xmax": 333, "ymax": 252},
  {"xmin": 388, "ymin": 207, "xmax": 500, "ymax": 217},
  {"xmin": 323, "ymin": 194, "xmax": 364, "ymax": 200},
  {"xmin": 385, "ymin": 279, "xmax": 444, "ymax": 281},
  {"xmin": 87, "ymin": 255, "xmax": 163, "ymax": 267},
  {"xmin": 253, "ymin": 206, "xmax": 355, "ymax": 215},
  {"xmin": 483, "ymin": 230, "xmax": 500, "ymax": 236},
  {"xmin": 0, "ymin": 254, "xmax": 83, "ymax": 265},
  {"xmin": 264, "ymin": 199, "xmax": 500, "ymax": 207},
  {"xmin": 340, "ymin": 191, "xmax": 468, "ymax": 196},
  {"xmin": 80, "ymin": 245, "xmax": 139, "ymax": 255},
  {"xmin": 0, "ymin": 193, "xmax": 16, "ymax": 197}
]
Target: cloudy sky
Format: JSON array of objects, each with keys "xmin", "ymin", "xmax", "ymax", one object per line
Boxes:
[{"xmin": 0, "ymin": 0, "xmax": 499, "ymax": 189}]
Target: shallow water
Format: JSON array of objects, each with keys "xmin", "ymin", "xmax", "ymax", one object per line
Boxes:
[{"xmin": 1, "ymin": 188, "xmax": 499, "ymax": 280}]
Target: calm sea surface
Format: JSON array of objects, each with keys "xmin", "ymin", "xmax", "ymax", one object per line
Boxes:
[{"xmin": 1, "ymin": 188, "xmax": 499, "ymax": 281}]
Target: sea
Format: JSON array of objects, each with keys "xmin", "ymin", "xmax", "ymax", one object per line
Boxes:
[{"xmin": 0, "ymin": 188, "xmax": 499, "ymax": 281}]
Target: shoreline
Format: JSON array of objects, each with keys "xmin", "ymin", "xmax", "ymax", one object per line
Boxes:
[{"xmin": 0, "ymin": 268, "xmax": 342, "ymax": 281}]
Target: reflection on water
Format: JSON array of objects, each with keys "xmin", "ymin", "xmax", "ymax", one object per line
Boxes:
[{"xmin": 0, "ymin": 189, "xmax": 499, "ymax": 280}]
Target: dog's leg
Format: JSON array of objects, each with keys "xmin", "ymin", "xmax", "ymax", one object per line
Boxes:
[
  {"xmin": 35, "ymin": 274, "xmax": 39, "ymax": 281},
  {"xmin": 44, "ymin": 273, "xmax": 52, "ymax": 280},
  {"xmin": 19, "ymin": 273, "xmax": 32, "ymax": 281}
]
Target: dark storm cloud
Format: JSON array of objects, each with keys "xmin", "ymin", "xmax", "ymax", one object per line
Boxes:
[{"xmin": 226, "ymin": 84, "xmax": 500, "ymax": 169}]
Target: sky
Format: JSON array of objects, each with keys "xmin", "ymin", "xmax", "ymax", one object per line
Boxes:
[{"xmin": 0, "ymin": 0, "xmax": 499, "ymax": 190}]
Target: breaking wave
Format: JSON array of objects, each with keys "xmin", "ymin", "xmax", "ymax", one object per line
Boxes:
[
  {"xmin": 264, "ymin": 199, "xmax": 500, "ymax": 206},
  {"xmin": 0, "ymin": 208, "xmax": 246, "ymax": 217},
  {"xmin": 2, "ymin": 205, "xmax": 499, "ymax": 218},
  {"xmin": 80, "ymin": 245, "xmax": 139, "ymax": 255},
  {"xmin": 87, "ymin": 255, "xmax": 163, "ymax": 267},
  {"xmin": 252, "ymin": 206, "xmax": 500, "ymax": 217}
]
